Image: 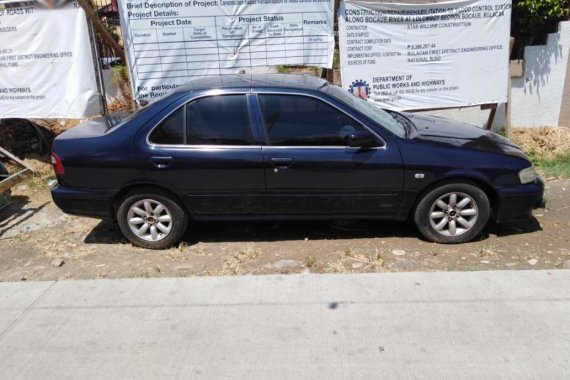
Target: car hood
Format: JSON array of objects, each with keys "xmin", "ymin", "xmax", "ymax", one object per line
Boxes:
[{"xmin": 401, "ymin": 112, "xmax": 524, "ymax": 156}]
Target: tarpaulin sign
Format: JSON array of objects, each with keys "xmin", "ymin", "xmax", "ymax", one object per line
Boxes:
[
  {"xmin": 338, "ymin": 0, "xmax": 512, "ymax": 110},
  {"xmin": 118, "ymin": 0, "xmax": 335, "ymax": 102},
  {"xmin": 0, "ymin": 2, "xmax": 100, "ymax": 118}
]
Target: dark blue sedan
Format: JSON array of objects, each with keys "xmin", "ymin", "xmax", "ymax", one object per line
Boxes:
[{"xmin": 51, "ymin": 74, "xmax": 544, "ymax": 249}]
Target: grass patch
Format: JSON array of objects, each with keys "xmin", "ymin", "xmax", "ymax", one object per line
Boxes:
[
  {"xmin": 528, "ymin": 152, "xmax": 570, "ymax": 179},
  {"xmin": 510, "ymin": 127, "xmax": 570, "ymax": 179}
]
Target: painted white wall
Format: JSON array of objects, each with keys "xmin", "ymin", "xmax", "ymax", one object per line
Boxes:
[
  {"xmin": 511, "ymin": 21, "xmax": 570, "ymax": 127},
  {"xmin": 419, "ymin": 21, "xmax": 570, "ymax": 129}
]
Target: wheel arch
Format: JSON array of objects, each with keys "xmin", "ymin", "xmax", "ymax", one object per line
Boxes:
[
  {"xmin": 112, "ymin": 183, "xmax": 190, "ymax": 218},
  {"xmin": 410, "ymin": 176, "xmax": 498, "ymax": 219}
]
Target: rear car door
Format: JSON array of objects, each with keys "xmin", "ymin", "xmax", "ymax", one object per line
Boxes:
[
  {"xmin": 255, "ymin": 93, "xmax": 404, "ymax": 217},
  {"xmin": 137, "ymin": 93, "xmax": 266, "ymax": 218}
]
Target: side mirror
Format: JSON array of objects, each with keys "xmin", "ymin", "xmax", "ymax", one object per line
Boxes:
[{"xmin": 346, "ymin": 130, "xmax": 378, "ymax": 148}]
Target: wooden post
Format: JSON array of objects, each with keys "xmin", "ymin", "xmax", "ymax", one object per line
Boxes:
[
  {"xmin": 76, "ymin": 0, "xmax": 125, "ymax": 62},
  {"xmin": 485, "ymin": 104, "xmax": 498, "ymax": 130}
]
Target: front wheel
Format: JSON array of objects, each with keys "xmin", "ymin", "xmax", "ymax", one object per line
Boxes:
[
  {"xmin": 414, "ymin": 183, "xmax": 490, "ymax": 244},
  {"xmin": 117, "ymin": 189, "xmax": 188, "ymax": 249}
]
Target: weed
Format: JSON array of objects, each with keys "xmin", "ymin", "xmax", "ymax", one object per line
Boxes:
[
  {"xmin": 304, "ymin": 255, "xmax": 317, "ymax": 268},
  {"xmin": 364, "ymin": 249, "xmax": 386, "ymax": 270},
  {"xmin": 366, "ymin": 250, "xmax": 383, "ymax": 262},
  {"xmin": 221, "ymin": 255, "xmax": 246, "ymax": 275},
  {"xmin": 239, "ymin": 244, "xmax": 260, "ymax": 260},
  {"xmin": 168, "ymin": 243, "xmax": 187, "ymax": 259},
  {"xmin": 478, "ymin": 242, "xmax": 497, "ymax": 257}
]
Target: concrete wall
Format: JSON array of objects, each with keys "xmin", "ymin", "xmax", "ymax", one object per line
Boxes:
[
  {"xmin": 511, "ymin": 21, "xmax": 570, "ymax": 127},
  {"xmin": 421, "ymin": 21, "xmax": 570, "ymax": 129}
]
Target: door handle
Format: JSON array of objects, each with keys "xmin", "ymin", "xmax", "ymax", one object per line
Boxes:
[
  {"xmin": 271, "ymin": 157, "xmax": 294, "ymax": 169},
  {"xmin": 150, "ymin": 156, "xmax": 173, "ymax": 169}
]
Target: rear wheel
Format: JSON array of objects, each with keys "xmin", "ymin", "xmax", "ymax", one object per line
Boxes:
[
  {"xmin": 117, "ymin": 189, "xmax": 188, "ymax": 249},
  {"xmin": 414, "ymin": 183, "xmax": 490, "ymax": 244}
]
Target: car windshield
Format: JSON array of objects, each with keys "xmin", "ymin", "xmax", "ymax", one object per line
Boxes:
[{"xmin": 325, "ymin": 85, "xmax": 407, "ymax": 138}]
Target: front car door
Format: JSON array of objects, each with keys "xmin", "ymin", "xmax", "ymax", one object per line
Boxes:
[
  {"xmin": 253, "ymin": 92, "xmax": 404, "ymax": 217},
  {"xmin": 137, "ymin": 93, "xmax": 266, "ymax": 218}
]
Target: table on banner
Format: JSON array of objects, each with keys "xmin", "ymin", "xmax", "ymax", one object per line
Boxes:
[{"xmin": 129, "ymin": 12, "xmax": 332, "ymax": 82}]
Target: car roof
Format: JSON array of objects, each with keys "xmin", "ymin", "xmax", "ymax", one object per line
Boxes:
[{"xmin": 173, "ymin": 74, "xmax": 330, "ymax": 93}]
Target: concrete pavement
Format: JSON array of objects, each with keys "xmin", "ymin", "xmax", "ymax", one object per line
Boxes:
[{"xmin": 1, "ymin": 270, "xmax": 569, "ymax": 379}]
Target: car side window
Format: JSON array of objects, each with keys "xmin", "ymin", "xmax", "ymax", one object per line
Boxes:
[
  {"xmin": 148, "ymin": 107, "xmax": 184, "ymax": 145},
  {"xmin": 186, "ymin": 95, "xmax": 253, "ymax": 145},
  {"xmin": 258, "ymin": 94, "xmax": 368, "ymax": 146}
]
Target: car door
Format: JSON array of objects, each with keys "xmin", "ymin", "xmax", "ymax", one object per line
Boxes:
[
  {"xmin": 255, "ymin": 93, "xmax": 404, "ymax": 217},
  {"xmin": 138, "ymin": 93, "xmax": 266, "ymax": 218}
]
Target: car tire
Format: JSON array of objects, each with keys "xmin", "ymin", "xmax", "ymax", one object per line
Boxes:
[
  {"xmin": 117, "ymin": 188, "xmax": 188, "ymax": 249},
  {"xmin": 414, "ymin": 182, "xmax": 490, "ymax": 244}
]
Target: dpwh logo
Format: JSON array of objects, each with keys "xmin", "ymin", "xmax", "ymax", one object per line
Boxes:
[{"xmin": 348, "ymin": 80, "xmax": 370, "ymax": 100}]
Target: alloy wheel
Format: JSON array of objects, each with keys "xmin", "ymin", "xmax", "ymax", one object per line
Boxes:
[
  {"xmin": 428, "ymin": 192, "xmax": 479, "ymax": 237},
  {"xmin": 127, "ymin": 199, "xmax": 173, "ymax": 241}
]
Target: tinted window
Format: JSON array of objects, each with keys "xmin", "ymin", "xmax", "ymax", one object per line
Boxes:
[
  {"xmin": 258, "ymin": 95, "xmax": 368, "ymax": 146},
  {"xmin": 325, "ymin": 85, "xmax": 406, "ymax": 138},
  {"xmin": 148, "ymin": 107, "xmax": 184, "ymax": 145},
  {"xmin": 186, "ymin": 95, "xmax": 253, "ymax": 145}
]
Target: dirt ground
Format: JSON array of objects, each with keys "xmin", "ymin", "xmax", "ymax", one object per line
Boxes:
[{"xmin": 0, "ymin": 177, "xmax": 569, "ymax": 282}]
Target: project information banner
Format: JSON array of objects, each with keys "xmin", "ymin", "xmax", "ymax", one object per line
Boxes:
[
  {"xmin": 338, "ymin": 0, "xmax": 511, "ymax": 110},
  {"xmin": 118, "ymin": 0, "xmax": 335, "ymax": 101},
  {"xmin": 0, "ymin": 3, "xmax": 100, "ymax": 118}
]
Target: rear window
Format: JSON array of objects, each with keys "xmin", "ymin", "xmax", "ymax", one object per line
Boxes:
[
  {"xmin": 148, "ymin": 107, "xmax": 184, "ymax": 145},
  {"xmin": 186, "ymin": 95, "xmax": 252, "ymax": 145},
  {"xmin": 148, "ymin": 95, "xmax": 253, "ymax": 146}
]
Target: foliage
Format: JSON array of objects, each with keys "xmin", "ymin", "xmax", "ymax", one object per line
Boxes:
[
  {"xmin": 111, "ymin": 64, "xmax": 129, "ymax": 85},
  {"xmin": 333, "ymin": 49, "xmax": 340, "ymax": 69},
  {"xmin": 512, "ymin": 0, "xmax": 569, "ymax": 56}
]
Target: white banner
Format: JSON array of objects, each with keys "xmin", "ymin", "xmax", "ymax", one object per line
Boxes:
[
  {"xmin": 0, "ymin": 3, "xmax": 100, "ymax": 118},
  {"xmin": 118, "ymin": 0, "xmax": 335, "ymax": 102},
  {"xmin": 338, "ymin": 0, "xmax": 511, "ymax": 110}
]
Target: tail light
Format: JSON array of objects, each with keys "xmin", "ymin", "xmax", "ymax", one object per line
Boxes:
[{"xmin": 51, "ymin": 152, "xmax": 65, "ymax": 175}]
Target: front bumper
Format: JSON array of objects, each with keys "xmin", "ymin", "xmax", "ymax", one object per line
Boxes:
[
  {"xmin": 51, "ymin": 186, "xmax": 117, "ymax": 219},
  {"xmin": 495, "ymin": 178, "xmax": 545, "ymax": 223}
]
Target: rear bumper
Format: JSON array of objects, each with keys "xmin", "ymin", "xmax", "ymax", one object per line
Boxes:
[
  {"xmin": 495, "ymin": 178, "xmax": 545, "ymax": 223},
  {"xmin": 51, "ymin": 186, "xmax": 117, "ymax": 219}
]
